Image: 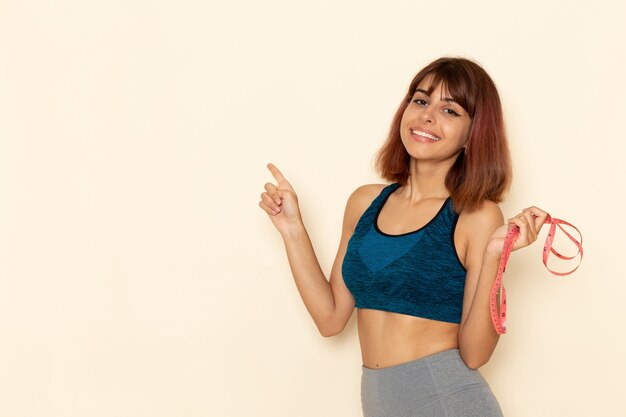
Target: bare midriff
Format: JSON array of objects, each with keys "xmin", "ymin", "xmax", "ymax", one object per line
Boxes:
[{"xmin": 358, "ymin": 309, "xmax": 460, "ymax": 370}]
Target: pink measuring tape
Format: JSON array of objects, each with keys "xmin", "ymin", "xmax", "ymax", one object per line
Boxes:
[{"xmin": 489, "ymin": 214, "xmax": 583, "ymax": 335}]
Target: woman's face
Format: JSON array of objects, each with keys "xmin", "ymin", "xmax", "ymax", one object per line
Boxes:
[{"xmin": 400, "ymin": 77, "xmax": 472, "ymax": 163}]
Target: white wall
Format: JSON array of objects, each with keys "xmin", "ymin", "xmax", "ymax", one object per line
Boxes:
[{"xmin": 1, "ymin": 1, "xmax": 624, "ymax": 416}]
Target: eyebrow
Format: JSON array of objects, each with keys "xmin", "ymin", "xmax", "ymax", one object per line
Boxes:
[{"xmin": 414, "ymin": 88, "xmax": 458, "ymax": 104}]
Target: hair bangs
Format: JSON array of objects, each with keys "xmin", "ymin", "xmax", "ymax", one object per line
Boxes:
[{"xmin": 414, "ymin": 64, "xmax": 477, "ymax": 117}]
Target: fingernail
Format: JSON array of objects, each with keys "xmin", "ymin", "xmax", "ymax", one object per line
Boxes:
[{"xmin": 275, "ymin": 199, "xmax": 281, "ymax": 205}]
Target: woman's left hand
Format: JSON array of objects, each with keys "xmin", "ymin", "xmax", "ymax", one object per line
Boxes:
[{"xmin": 485, "ymin": 206, "xmax": 549, "ymax": 256}]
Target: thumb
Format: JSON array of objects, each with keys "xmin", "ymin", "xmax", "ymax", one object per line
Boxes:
[{"xmin": 276, "ymin": 187, "xmax": 296, "ymax": 202}]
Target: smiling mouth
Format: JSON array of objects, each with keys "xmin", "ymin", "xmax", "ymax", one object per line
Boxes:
[{"xmin": 410, "ymin": 129, "xmax": 441, "ymax": 141}]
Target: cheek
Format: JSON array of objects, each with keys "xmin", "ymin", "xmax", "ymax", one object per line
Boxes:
[
  {"xmin": 398, "ymin": 111, "xmax": 412, "ymax": 138},
  {"xmin": 451, "ymin": 121, "xmax": 472, "ymax": 143},
  {"xmin": 399, "ymin": 108, "xmax": 412, "ymax": 127},
  {"xmin": 458, "ymin": 126, "xmax": 470, "ymax": 142},
  {"xmin": 461, "ymin": 122, "xmax": 472, "ymax": 142}
]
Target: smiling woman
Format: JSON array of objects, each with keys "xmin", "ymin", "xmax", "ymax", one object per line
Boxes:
[
  {"xmin": 400, "ymin": 81, "xmax": 472, "ymax": 160},
  {"xmin": 378, "ymin": 57, "xmax": 511, "ymax": 213},
  {"xmin": 259, "ymin": 57, "xmax": 548, "ymax": 417}
]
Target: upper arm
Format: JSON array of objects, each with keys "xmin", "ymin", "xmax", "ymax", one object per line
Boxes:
[
  {"xmin": 327, "ymin": 184, "xmax": 385, "ymax": 333},
  {"xmin": 457, "ymin": 201, "xmax": 505, "ymax": 327}
]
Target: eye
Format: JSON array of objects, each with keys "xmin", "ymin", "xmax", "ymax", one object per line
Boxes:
[
  {"xmin": 443, "ymin": 108, "xmax": 461, "ymax": 117},
  {"xmin": 412, "ymin": 98, "xmax": 428, "ymax": 106}
]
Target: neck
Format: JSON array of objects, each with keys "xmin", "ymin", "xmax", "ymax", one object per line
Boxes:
[{"xmin": 400, "ymin": 157, "xmax": 457, "ymax": 204}]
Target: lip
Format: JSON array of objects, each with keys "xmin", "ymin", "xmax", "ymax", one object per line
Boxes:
[{"xmin": 409, "ymin": 126, "xmax": 442, "ymax": 142}]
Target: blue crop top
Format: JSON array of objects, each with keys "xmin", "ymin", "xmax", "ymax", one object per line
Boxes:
[{"xmin": 342, "ymin": 183, "xmax": 467, "ymax": 324}]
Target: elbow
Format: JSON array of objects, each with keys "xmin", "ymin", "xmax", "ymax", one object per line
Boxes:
[
  {"xmin": 462, "ymin": 356, "xmax": 487, "ymax": 370},
  {"xmin": 319, "ymin": 328, "xmax": 339, "ymax": 337},
  {"xmin": 318, "ymin": 324, "xmax": 342, "ymax": 338},
  {"xmin": 458, "ymin": 330, "xmax": 498, "ymax": 369},
  {"xmin": 317, "ymin": 319, "xmax": 346, "ymax": 338},
  {"xmin": 459, "ymin": 345, "xmax": 493, "ymax": 369}
]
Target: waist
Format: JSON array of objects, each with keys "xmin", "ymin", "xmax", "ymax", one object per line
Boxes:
[
  {"xmin": 361, "ymin": 348, "xmax": 472, "ymax": 377},
  {"xmin": 360, "ymin": 348, "xmax": 500, "ymax": 417},
  {"xmin": 358, "ymin": 308, "xmax": 459, "ymax": 369}
]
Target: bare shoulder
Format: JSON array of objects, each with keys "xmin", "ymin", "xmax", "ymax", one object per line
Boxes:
[
  {"xmin": 459, "ymin": 200, "xmax": 503, "ymax": 225},
  {"xmin": 343, "ymin": 183, "xmax": 388, "ymax": 232},
  {"xmin": 457, "ymin": 200, "xmax": 504, "ymax": 242},
  {"xmin": 347, "ymin": 183, "xmax": 388, "ymax": 213},
  {"xmin": 348, "ymin": 183, "xmax": 388, "ymax": 207}
]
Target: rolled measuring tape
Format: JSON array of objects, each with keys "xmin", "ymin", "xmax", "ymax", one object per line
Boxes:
[{"xmin": 489, "ymin": 214, "xmax": 583, "ymax": 335}]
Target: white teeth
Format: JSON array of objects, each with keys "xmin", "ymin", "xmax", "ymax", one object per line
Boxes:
[{"xmin": 411, "ymin": 129, "xmax": 441, "ymax": 141}]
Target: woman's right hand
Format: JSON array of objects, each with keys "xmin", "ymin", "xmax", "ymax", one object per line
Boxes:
[{"xmin": 259, "ymin": 163, "xmax": 304, "ymax": 236}]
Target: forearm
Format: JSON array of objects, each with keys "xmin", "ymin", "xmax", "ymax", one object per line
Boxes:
[
  {"xmin": 458, "ymin": 251, "xmax": 501, "ymax": 368},
  {"xmin": 281, "ymin": 223, "xmax": 337, "ymax": 334}
]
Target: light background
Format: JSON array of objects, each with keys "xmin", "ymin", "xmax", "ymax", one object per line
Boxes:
[{"xmin": 1, "ymin": 1, "xmax": 624, "ymax": 416}]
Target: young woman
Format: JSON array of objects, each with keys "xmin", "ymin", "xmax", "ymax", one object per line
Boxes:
[{"xmin": 258, "ymin": 57, "xmax": 548, "ymax": 417}]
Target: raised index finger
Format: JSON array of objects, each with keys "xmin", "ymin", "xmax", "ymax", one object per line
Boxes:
[{"xmin": 267, "ymin": 163, "xmax": 287, "ymax": 183}]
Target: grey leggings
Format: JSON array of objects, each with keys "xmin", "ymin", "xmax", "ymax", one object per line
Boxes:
[{"xmin": 361, "ymin": 349, "xmax": 503, "ymax": 417}]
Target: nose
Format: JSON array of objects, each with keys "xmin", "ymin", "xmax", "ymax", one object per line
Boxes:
[{"xmin": 420, "ymin": 108, "xmax": 434, "ymax": 124}]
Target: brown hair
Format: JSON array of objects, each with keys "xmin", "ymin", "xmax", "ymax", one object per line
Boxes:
[{"xmin": 375, "ymin": 57, "xmax": 512, "ymax": 212}]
